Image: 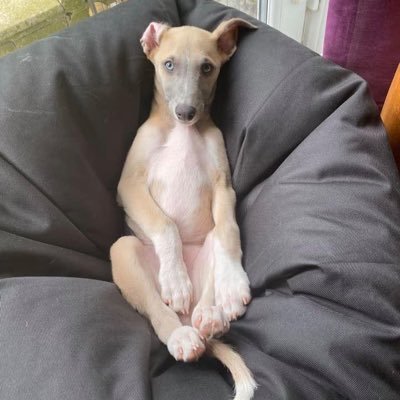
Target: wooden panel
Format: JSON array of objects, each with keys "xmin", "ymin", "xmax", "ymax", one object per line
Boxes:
[{"xmin": 381, "ymin": 64, "xmax": 400, "ymax": 169}]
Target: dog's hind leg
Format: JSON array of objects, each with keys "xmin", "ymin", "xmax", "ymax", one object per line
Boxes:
[{"xmin": 111, "ymin": 236, "xmax": 205, "ymax": 362}]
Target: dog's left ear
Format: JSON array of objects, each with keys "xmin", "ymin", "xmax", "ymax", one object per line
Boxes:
[{"xmin": 212, "ymin": 18, "xmax": 257, "ymax": 62}]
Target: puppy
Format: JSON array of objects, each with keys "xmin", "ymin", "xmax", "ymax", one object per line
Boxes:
[{"xmin": 111, "ymin": 18, "xmax": 257, "ymax": 400}]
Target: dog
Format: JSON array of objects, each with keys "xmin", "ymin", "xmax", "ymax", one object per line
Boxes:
[{"xmin": 111, "ymin": 18, "xmax": 257, "ymax": 400}]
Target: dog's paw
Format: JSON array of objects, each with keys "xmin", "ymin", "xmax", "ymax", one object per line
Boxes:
[
  {"xmin": 191, "ymin": 305, "xmax": 230, "ymax": 339},
  {"xmin": 159, "ymin": 264, "xmax": 193, "ymax": 314},
  {"xmin": 215, "ymin": 265, "xmax": 251, "ymax": 321},
  {"xmin": 167, "ymin": 326, "xmax": 206, "ymax": 362}
]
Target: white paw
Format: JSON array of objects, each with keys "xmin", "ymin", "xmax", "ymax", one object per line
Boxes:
[
  {"xmin": 191, "ymin": 305, "xmax": 230, "ymax": 339},
  {"xmin": 167, "ymin": 326, "xmax": 205, "ymax": 362},
  {"xmin": 215, "ymin": 264, "xmax": 251, "ymax": 321},
  {"xmin": 159, "ymin": 263, "xmax": 193, "ymax": 314}
]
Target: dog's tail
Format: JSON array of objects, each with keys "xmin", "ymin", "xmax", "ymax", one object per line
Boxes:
[{"xmin": 207, "ymin": 339, "xmax": 257, "ymax": 400}]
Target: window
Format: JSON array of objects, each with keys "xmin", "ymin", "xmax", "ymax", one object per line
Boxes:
[
  {"xmin": 217, "ymin": 0, "xmax": 329, "ymax": 54},
  {"xmin": 216, "ymin": 0, "xmax": 258, "ymax": 19}
]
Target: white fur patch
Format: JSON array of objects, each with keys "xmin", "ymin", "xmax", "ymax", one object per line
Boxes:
[
  {"xmin": 153, "ymin": 229, "xmax": 193, "ymax": 314},
  {"xmin": 234, "ymin": 379, "xmax": 258, "ymax": 400},
  {"xmin": 213, "ymin": 237, "xmax": 251, "ymax": 321},
  {"xmin": 148, "ymin": 124, "xmax": 213, "ymax": 241},
  {"xmin": 167, "ymin": 326, "xmax": 205, "ymax": 362},
  {"xmin": 152, "ymin": 227, "xmax": 181, "ymax": 267}
]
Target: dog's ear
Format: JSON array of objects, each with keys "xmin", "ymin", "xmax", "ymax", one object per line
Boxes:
[
  {"xmin": 212, "ymin": 18, "xmax": 257, "ymax": 61},
  {"xmin": 140, "ymin": 22, "xmax": 170, "ymax": 58}
]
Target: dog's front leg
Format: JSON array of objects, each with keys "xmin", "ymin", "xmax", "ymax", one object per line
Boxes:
[
  {"xmin": 211, "ymin": 174, "xmax": 252, "ymax": 321},
  {"xmin": 119, "ymin": 176, "xmax": 193, "ymax": 314}
]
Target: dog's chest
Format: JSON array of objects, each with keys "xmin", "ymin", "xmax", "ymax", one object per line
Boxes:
[{"xmin": 148, "ymin": 125, "xmax": 213, "ymax": 239}]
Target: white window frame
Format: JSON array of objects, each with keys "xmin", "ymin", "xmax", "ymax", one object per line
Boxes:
[{"xmin": 258, "ymin": 0, "xmax": 329, "ymax": 54}]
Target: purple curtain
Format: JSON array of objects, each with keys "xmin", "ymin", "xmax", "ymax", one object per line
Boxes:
[{"xmin": 323, "ymin": 0, "xmax": 400, "ymax": 109}]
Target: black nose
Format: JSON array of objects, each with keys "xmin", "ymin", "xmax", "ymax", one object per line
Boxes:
[{"xmin": 175, "ymin": 104, "xmax": 196, "ymax": 122}]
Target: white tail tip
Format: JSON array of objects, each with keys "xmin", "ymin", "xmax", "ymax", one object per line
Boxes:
[{"xmin": 234, "ymin": 377, "xmax": 258, "ymax": 400}]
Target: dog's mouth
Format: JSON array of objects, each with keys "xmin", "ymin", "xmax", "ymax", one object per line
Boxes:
[{"xmin": 173, "ymin": 116, "xmax": 199, "ymax": 127}]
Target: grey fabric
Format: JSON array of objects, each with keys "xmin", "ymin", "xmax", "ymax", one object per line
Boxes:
[{"xmin": 1, "ymin": 0, "xmax": 400, "ymax": 399}]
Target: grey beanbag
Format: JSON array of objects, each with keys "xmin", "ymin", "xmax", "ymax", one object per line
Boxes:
[{"xmin": 1, "ymin": 0, "xmax": 399, "ymax": 399}]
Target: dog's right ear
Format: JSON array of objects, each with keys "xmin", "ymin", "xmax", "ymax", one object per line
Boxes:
[
  {"xmin": 212, "ymin": 18, "xmax": 257, "ymax": 62},
  {"xmin": 140, "ymin": 22, "xmax": 170, "ymax": 58}
]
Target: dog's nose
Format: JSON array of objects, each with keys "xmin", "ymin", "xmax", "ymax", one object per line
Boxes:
[{"xmin": 175, "ymin": 104, "xmax": 196, "ymax": 122}]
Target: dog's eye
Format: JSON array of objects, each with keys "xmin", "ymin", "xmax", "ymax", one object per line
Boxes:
[
  {"xmin": 201, "ymin": 62, "xmax": 213, "ymax": 75},
  {"xmin": 164, "ymin": 60, "xmax": 174, "ymax": 71}
]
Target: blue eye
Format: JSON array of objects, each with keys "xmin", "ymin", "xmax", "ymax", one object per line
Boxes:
[
  {"xmin": 201, "ymin": 62, "xmax": 213, "ymax": 74},
  {"xmin": 164, "ymin": 60, "xmax": 174, "ymax": 71}
]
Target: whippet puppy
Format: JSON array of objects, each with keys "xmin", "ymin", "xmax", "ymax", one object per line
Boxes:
[{"xmin": 111, "ymin": 18, "xmax": 257, "ymax": 400}]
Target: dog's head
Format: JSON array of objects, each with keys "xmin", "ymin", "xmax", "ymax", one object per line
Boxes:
[{"xmin": 140, "ymin": 18, "xmax": 257, "ymax": 125}]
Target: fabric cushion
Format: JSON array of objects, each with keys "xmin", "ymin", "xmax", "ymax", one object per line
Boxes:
[{"xmin": 1, "ymin": 0, "xmax": 400, "ymax": 399}]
